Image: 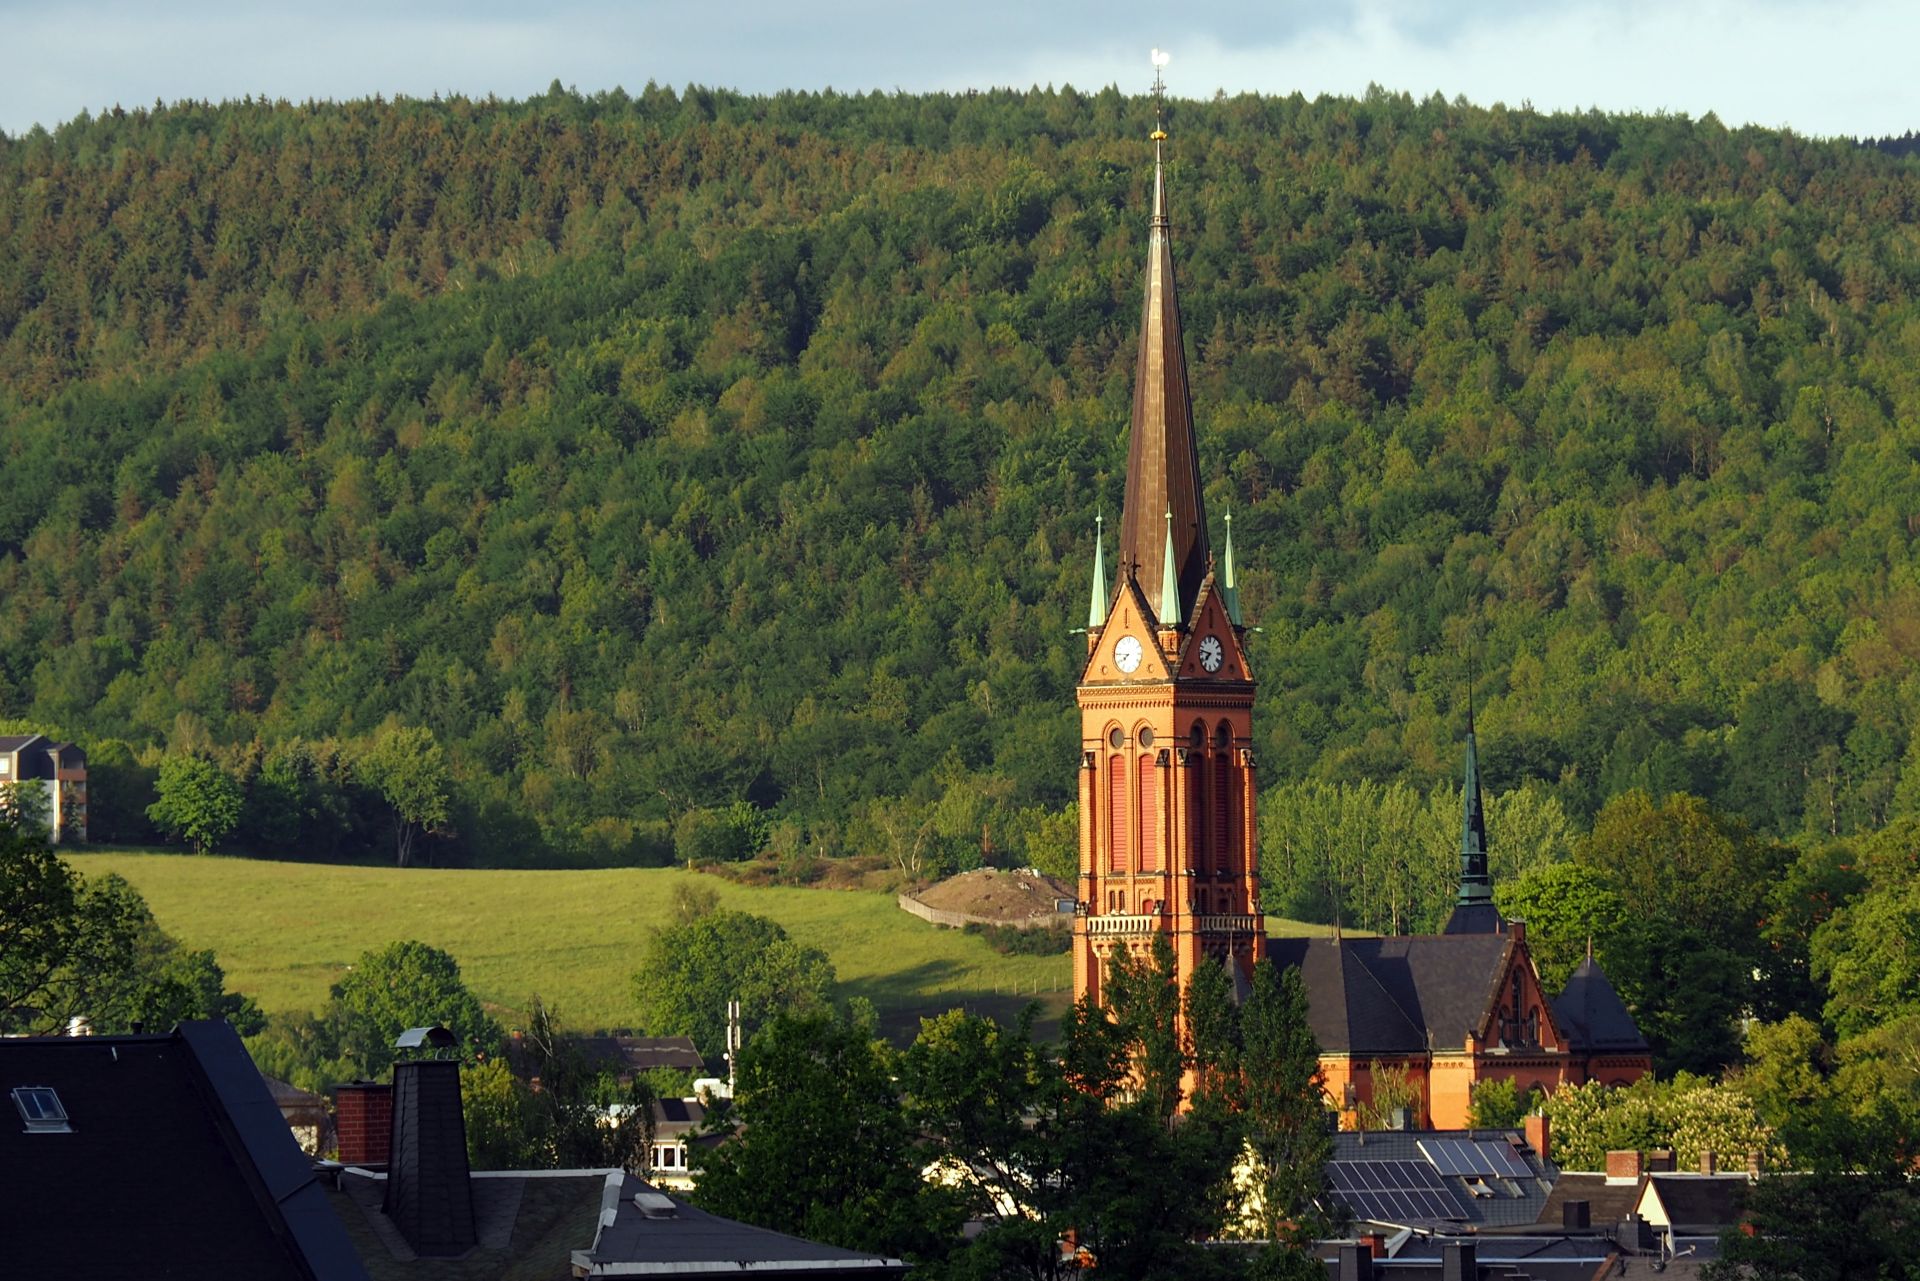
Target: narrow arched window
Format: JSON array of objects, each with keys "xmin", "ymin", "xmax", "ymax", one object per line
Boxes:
[
  {"xmin": 1139, "ymin": 753, "xmax": 1159, "ymax": 872},
  {"xmin": 1108, "ymin": 755, "xmax": 1128, "ymax": 872}
]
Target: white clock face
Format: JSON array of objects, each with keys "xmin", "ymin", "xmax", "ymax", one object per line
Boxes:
[
  {"xmin": 1113, "ymin": 635, "xmax": 1144, "ymax": 674},
  {"xmin": 1198, "ymin": 635, "xmax": 1224, "ymax": 673}
]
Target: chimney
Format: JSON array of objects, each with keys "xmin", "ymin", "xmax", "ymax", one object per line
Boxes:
[
  {"xmin": 383, "ymin": 1030, "xmax": 476, "ymax": 1257},
  {"xmin": 1700, "ymin": 1149, "xmax": 1717, "ymax": 1176},
  {"xmin": 1746, "ymin": 1150, "xmax": 1763, "ymax": 1180},
  {"xmin": 1605, "ymin": 1150, "xmax": 1643, "ymax": 1185},
  {"xmin": 1649, "ymin": 1148, "xmax": 1676, "ymax": 1173},
  {"xmin": 1359, "ymin": 1231, "xmax": 1387, "ymax": 1259},
  {"xmin": 1524, "ymin": 1112, "xmax": 1550, "ymax": 1165},
  {"xmin": 1338, "ymin": 1243, "xmax": 1376, "ymax": 1281},
  {"xmin": 335, "ymin": 1082, "xmax": 393, "ymax": 1166},
  {"xmin": 1441, "ymin": 1241, "xmax": 1477, "ymax": 1281},
  {"xmin": 1562, "ymin": 1199, "xmax": 1591, "ymax": 1230}
]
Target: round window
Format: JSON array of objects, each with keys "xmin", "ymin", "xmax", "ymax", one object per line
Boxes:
[
  {"xmin": 1138, "ymin": 728, "xmax": 1155, "ymax": 749},
  {"xmin": 1108, "ymin": 728, "xmax": 1125, "ymax": 750}
]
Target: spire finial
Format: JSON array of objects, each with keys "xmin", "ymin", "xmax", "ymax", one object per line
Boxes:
[
  {"xmin": 1088, "ymin": 510, "xmax": 1110, "ymax": 629},
  {"xmin": 1149, "ymin": 49, "xmax": 1170, "ymax": 225},
  {"xmin": 1159, "ymin": 509, "xmax": 1180, "ymax": 626}
]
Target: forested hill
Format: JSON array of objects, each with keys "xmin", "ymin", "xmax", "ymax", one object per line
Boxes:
[{"xmin": 5, "ymin": 84, "xmax": 1920, "ymax": 877}]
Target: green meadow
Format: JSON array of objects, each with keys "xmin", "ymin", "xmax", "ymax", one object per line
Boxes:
[{"xmin": 62, "ymin": 853, "xmax": 1334, "ymax": 1039}]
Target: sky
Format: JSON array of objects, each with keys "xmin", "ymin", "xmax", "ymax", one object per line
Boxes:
[{"xmin": 2, "ymin": 0, "xmax": 1916, "ymax": 141}]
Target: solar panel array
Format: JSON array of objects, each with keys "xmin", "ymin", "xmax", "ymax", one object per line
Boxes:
[
  {"xmin": 1419, "ymin": 1138, "xmax": 1534, "ymax": 1178},
  {"xmin": 1327, "ymin": 1160, "xmax": 1467, "ymax": 1224}
]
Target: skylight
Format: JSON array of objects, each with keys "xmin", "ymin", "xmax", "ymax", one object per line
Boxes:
[{"xmin": 12, "ymin": 1086, "xmax": 71, "ymax": 1133}]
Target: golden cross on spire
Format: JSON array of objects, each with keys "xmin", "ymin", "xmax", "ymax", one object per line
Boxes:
[{"xmin": 1149, "ymin": 48, "xmax": 1170, "ymax": 143}]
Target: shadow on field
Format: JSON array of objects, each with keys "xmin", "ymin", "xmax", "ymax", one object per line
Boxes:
[{"xmin": 837, "ymin": 956, "xmax": 1074, "ymax": 1048}]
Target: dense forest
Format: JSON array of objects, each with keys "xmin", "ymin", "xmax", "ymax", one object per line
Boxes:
[{"xmin": 5, "ymin": 83, "xmax": 1920, "ymax": 889}]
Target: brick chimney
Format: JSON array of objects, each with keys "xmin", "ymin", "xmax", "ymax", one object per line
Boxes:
[
  {"xmin": 1700, "ymin": 1149, "xmax": 1718, "ymax": 1175},
  {"xmin": 335, "ymin": 1082, "xmax": 392, "ymax": 1166},
  {"xmin": 384, "ymin": 1057, "xmax": 476, "ymax": 1257},
  {"xmin": 1648, "ymin": 1148, "xmax": 1676, "ymax": 1173},
  {"xmin": 1358, "ymin": 1231, "xmax": 1387, "ymax": 1259},
  {"xmin": 1605, "ymin": 1149, "xmax": 1643, "ymax": 1185},
  {"xmin": 1338, "ymin": 1243, "xmax": 1375, "ymax": 1281},
  {"xmin": 1747, "ymin": 1150, "xmax": 1764, "ymax": 1179},
  {"xmin": 1524, "ymin": 1112, "xmax": 1550, "ymax": 1165}
]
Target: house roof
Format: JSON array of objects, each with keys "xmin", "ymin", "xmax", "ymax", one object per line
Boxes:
[
  {"xmin": 574, "ymin": 1173, "xmax": 909, "ymax": 1278},
  {"xmin": 328, "ymin": 1169, "xmax": 604, "ymax": 1280},
  {"xmin": 0, "ymin": 1021, "xmax": 369, "ymax": 1281},
  {"xmin": 0, "ymin": 732, "xmax": 42, "ymax": 752},
  {"xmin": 1328, "ymin": 1129, "xmax": 1555, "ymax": 1230},
  {"xmin": 1269, "ymin": 933, "xmax": 1513, "ymax": 1054},
  {"xmin": 1643, "ymin": 1174, "xmax": 1749, "ymax": 1229},
  {"xmin": 1552, "ymin": 957, "xmax": 1649, "ymax": 1053},
  {"xmin": 1536, "ymin": 1171, "xmax": 1644, "ymax": 1228}
]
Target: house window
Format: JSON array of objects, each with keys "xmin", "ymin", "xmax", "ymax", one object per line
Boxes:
[
  {"xmin": 653, "ymin": 1144, "xmax": 682, "ymax": 1169},
  {"xmin": 12, "ymin": 1087, "xmax": 70, "ymax": 1133}
]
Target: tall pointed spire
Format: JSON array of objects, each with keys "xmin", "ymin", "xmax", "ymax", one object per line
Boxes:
[
  {"xmin": 1159, "ymin": 510, "xmax": 1180, "ymax": 625},
  {"xmin": 1119, "ymin": 72, "xmax": 1208, "ymax": 630},
  {"xmin": 1087, "ymin": 511, "xmax": 1109, "ymax": 629},
  {"xmin": 1443, "ymin": 692, "xmax": 1504, "ymax": 935},
  {"xmin": 1221, "ymin": 507, "xmax": 1243, "ymax": 626}
]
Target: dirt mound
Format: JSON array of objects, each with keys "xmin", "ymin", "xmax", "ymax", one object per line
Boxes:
[{"xmin": 914, "ymin": 867, "xmax": 1071, "ymax": 922}]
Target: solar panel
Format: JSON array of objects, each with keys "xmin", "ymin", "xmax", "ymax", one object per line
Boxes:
[
  {"xmin": 1418, "ymin": 1139, "xmax": 1534, "ymax": 1178},
  {"xmin": 1327, "ymin": 1160, "xmax": 1467, "ymax": 1224}
]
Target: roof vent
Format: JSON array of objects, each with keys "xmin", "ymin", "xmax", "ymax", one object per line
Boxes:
[
  {"xmin": 12, "ymin": 1086, "xmax": 71, "ymax": 1133},
  {"xmin": 634, "ymin": 1191, "xmax": 679, "ymax": 1219}
]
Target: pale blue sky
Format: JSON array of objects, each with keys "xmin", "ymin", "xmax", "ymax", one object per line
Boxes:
[{"xmin": 3, "ymin": 0, "xmax": 1916, "ymax": 139}]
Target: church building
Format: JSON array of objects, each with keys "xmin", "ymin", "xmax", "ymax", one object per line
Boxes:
[{"xmin": 1074, "ymin": 114, "xmax": 1649, "ymax": 1129}]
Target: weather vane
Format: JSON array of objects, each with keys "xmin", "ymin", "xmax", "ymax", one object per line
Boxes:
[{"xmin": 1150, "ymin": 48, "xmax": 1170, "ymax": 140}]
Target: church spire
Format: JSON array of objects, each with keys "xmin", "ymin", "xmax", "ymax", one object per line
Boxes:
[
  {"xmin": 1118, "ymin": 69, "xmax": 1208, "ymax": 629},
  {"xmin": 1087, "ymin": 511, "xmax": 1109, "ymax": 629},
  {"xmin": 1443, "ymin": 695, "xmax": 1505, "ymax": 935}
]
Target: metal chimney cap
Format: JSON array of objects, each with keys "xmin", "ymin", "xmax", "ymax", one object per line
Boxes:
[{"xmin": 394, "ymin": 1026, "xmax": 457, "ymax": 1051}]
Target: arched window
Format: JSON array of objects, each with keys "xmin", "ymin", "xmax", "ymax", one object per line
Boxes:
[
  {"xmin": 1108, "ymin": 755, "xmax": 1128, "ymax": 872},
  {"xmin": 1188, "ymin": 763, "xmax": 1206, "ymax": 874},
  {"xmin": 1213, "ymin": 754, "xmax": 1231, "ymax": 875},
  {"xmin": 1139, "ymin": 752, "xmax": 1159, "ymax": 872}
]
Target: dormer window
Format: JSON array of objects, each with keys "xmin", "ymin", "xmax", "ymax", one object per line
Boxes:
[{"xmin": 13, "ymin": 1086, "xmax": 71, "ymax": 1133}]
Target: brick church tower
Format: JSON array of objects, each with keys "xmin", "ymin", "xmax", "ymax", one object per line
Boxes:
[{"xmin": 1073, "ymin": 115, "xmax": 1265, "ymax": 1009}]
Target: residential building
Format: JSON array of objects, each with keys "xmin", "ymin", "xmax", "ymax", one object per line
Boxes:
[{"xmin": 0, "ymin": 732, "xmax": 87, "ymax": 842}]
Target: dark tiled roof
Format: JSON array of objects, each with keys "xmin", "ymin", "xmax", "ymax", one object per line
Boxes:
[
  {"xmin": 0, "ymin": 732, "xmax": 41, "ymax": 751},
  {"xmin": 1645, "ymin": 1174, "xmax": 1749, "ymax": 1229},
  {"xmin": 1442, "ymin": 901, "xmax": 1508, "ymax": 936},
  {"xmin": 1272, "ymin": 934, "xmax": 1511, "ymax": 1054},
  {"xmin": 651, "ymin": 1096, "xmax": 708, "ymax": 1136},
  {"xmin": 577, "ymin": 1174, "xmax": 908, "ymax": 1277},
  {"xmin": 1266, "ymin": 939, "xmax": 1423, "ymax": 1054},
  {"xmin": 0, "ymin": 1021, "xmax": 368, "ymax": 1281},
  {"xmin": 1552, "ymin": 957, "xmax": 1649, "ymax": 1053},
  {"xmin": 1536, "ymin": 1172, "xmax": 1644, "ymax": 1227},
  {"xmin": 330, "ymin": 1169, "xmax": 602, "ymax": 1279}
]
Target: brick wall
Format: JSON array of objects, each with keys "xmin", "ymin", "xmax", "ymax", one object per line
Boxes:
[{"xmin": 336, "ymin": 1082, "xmax": 392, "ymax": 1166}]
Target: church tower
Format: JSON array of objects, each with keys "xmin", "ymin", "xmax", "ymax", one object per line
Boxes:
[{"xmin": 1073, "ymin": 102, "xmax": 1264, "ymax": 1008}]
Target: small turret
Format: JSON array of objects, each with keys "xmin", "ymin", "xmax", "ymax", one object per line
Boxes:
[
  {"xmin": 1087, "ymin": 512, "xmax": 1110, "ymax": 630},
  {"xmin": 1221, "ymin": 507, "xmax": 1243, "ymax": 627},
  {"xmin": 1159, "ymin": 510, "xmax": 1181, "ymax": 627}
]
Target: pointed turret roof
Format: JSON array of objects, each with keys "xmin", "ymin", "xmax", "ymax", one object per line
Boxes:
[
  {"xmin": 1552, "ymin": 955, "xmax": 1649, "ymax": 1052},
  {"xmin": 1087, "ymin": 512, "xmax": 1109, "ymax": 629},
  {"xmin": 1220, "ymin": 508, "xmax": 1243, "ymax": 626},
  {"xmin": 1443, "ymin": 707, "xmax": 1505, "ymax": 936},
  {"xmin": 1119, "ymin": 136, "xmax": 1209, "ymax": 628}
]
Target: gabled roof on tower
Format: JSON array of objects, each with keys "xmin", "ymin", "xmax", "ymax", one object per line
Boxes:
[{"xmin": 1118, "ymin": 137, "xmax": 1208, "ymax": 628}]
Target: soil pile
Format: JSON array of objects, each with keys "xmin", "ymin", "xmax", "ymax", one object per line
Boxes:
[{"xmin": 914, "ymin": 867, "xmax": 1071, "ymax": 922}]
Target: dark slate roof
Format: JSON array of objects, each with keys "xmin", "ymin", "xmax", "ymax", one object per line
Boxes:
[
  {"xmin": 0, "ymin": 1021, "xmax": 369, "ymax": 1281},
  {"xmin": 1551, "ymin": 957, "xmax": 1649, "ymax": 1053},
  {"xmin": 1272, "ymin": 934, "xmax": 1512, "ymax": 1054},
  {"xmin": 330, "ymin": 1169, "xmax": 603, "ymax": 1279},
  {"xmin": 1267, "ymin": 939, "xmax": 1424, "ymax": 1054},
  {"xmin": 575, "ymin": 1174, "xmax": 909, "ymax": 1278},
  {"xmin": 1644, "ymin": 1174, "xmax": 1749, "ymax": 1229},
  {"xmin": 1442, "ymin": 901, "xmax": 1508, "ymax": 936},
  {"xmin": 0, "ymin": 732, "xmax": 41, "ymax": 751},
  {"xmin": 1536, "ymin": 1172, "xmax": 1643, "ymax": 1228}
]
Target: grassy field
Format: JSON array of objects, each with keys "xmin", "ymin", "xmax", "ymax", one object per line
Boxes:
[{"xmin": 63, "ymin": 852, "xmax": 1337, "ymax": 1040}]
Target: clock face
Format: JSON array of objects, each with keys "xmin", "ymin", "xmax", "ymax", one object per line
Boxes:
[
  {"xmin": 1113, "ymin": 635, "xmax": 1144, "ymax": 674},
  {"xmin": 1198, "ymin": 635, "xmax": 1225, "ymax": 673}
]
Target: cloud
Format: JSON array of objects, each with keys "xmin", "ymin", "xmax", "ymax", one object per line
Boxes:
[{"xmin": 1, "ymin": 0, "xmax": 1913, "ymax": 138}]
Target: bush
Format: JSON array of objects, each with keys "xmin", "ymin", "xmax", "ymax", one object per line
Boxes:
[{"xmin": 961, "ymin": 921, "xmax": 1072, "ymax": 956}]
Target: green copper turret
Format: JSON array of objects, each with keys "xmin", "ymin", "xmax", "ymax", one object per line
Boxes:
[
  {"xmin": 1087, "ymin": 512, "xmax": 1109, "ymax": 629},
  {"xmin": 1442, "ymin": 704, "xmax": 1506, "ymax": 935}
]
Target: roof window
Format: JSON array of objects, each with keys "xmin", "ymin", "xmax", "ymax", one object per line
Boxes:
[{"xmin": 13, "ymin": 1086, "xmax": 71, "ymax": 1133}]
